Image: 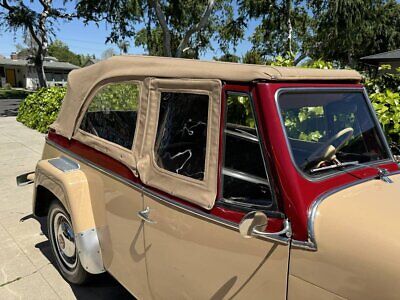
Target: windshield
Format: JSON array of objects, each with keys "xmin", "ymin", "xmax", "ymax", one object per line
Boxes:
[{"xmin": 278, "ymin": 90, "xmax": 390, "ymax": 177}]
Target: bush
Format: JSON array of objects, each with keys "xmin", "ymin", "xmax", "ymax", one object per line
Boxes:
[
  {"xmin": 370, "ymin": 89, "xmax": 400, "ymax": 145},
  {"xmin": 17, "ymin": 87, "xmax": 66, "ymax": 133}
]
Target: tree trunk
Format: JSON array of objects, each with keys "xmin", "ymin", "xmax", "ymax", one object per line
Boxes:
[
  {"xmin": 152, "ymin": 0, "xmax": 172, "ymax": 57},
  {"xmin": 175, "ymin": 0, "xmax": 215, "ymax": 57},
  {"xmin": 34, "ymin": 55, "xmax": 47, "ymax": 88}
]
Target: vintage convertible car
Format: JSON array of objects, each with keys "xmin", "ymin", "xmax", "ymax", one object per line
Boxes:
[{"xmin": 19, "ymin": 56, "xmax": 400, "ymax": 299}]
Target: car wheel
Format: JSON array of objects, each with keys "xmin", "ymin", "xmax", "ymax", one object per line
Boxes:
[{"xmin": 48, "ymin": 201, "xmax": 91, "ymax": 284}]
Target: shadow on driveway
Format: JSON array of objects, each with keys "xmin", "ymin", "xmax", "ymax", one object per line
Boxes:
[{"xmin": 32, "ymin": 216, "xmax": 135, "ymax": 300}]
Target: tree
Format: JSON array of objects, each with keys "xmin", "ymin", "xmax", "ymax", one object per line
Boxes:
[
  {"xmin": 213, "ymin": 53, "xmax": 240, "ymax": 62},
  {"xmin": 308, "ymin": 0, "xmax": 400, "ymax": 68},
  {"xmin": 101, "ymin": 48, "xmax": 116, "ymax": 59},
  {"xmin": 0, "ymin": 1, "xmax": 75, "ymax": 87},
  {"xmin": 117, "ymin": 40, "xmax": 130, "ymax": 54},
  {"xmin": 239, "ymin": 0, "xmax": 310, "ymax": 64},
  {"xmin": 76, "ymin": 0, "xmax": 239, "ymax": 58},
  {"xmin": 15, "ymin": 32, "xmax": 39, "ymax": 59},
  {"xmin": 48, "ymin": 40, "xmax": 81, "ymax": 65},
  {"xmin": 242, "ymin": 50, "xmax": 265, "ymax": 65}
]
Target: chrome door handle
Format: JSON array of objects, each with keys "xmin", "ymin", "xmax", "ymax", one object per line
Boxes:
[{"xmin": 137, "ymin": 207, "xmax": 157, "ymax": 224}]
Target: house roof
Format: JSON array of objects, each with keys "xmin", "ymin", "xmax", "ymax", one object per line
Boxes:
[
  {"xmin": 51, "ymin": 55, "xmax": 362, "ymax": 139},
  {"xmin": 360, "ymin": 49, "xmax": 400, "ymax": 62},
  {"xmin": 0, "ymin": 58, "xmax": 79, "ymax": 70},
  {"xmin": 83, "ymin": 58, "xmax": 100, "ymax": 67}
]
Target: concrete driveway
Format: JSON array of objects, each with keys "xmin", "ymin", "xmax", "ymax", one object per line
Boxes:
[{"xmin": 0, "ymin": 117, "xmax": 133, "ymax": 299}]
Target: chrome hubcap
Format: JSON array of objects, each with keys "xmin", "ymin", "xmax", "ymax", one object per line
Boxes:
[{"xmin": 53, "ymin": 212, "xmax": 77, "ymax": 269}]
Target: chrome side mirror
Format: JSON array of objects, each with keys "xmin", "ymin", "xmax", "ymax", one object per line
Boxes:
[
  {"xmin": 239, "ymin": 211, "xmax": 292, "ymax": 244},
  {"xmin": 239, "ymin": 211, "xmax": 268, "ymax": 238}
]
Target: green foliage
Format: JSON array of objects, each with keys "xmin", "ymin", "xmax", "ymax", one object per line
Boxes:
[
  {"xmin": 77, "ymin": 0, "xmax": 243, "ymax": 58},
  {"xmin": 308, "ymin": 0, "xmax": 400, "ymax": 68},
  {"xmin": 48, "ymin": 40, "xmax": 81, "ymax": 66},
  {"xmin": 17, "ymin": 87, "xmax": 66, "ymax": 133},
  {"xmin": 88, "ymin": 83, "xmax": 139, "ymax": 112},
  {"xmin": 227, "ymin": 94, "xmax": 255, "ymax": 128},
  {"xmin": 241, "ymin": 0, "xmax": 310, "ymax": 58},
  {"xmin": 270, "ymin": 53, "xmax": 334, "ymax": 70},
  {"xmin": 213, "ymin": 53, "xmax": 240, "ymax": 63},
  {"xmin": 363, "ymin": 67, "xmax": 400, "ymax": 94},
  {"xmin": 304, "ymin": 59, "xmax": 333, "ymax": 69},
  {"xmin": 370, "ymin": 89, "xmax": 400, "ymax": 144},
  {"xmin": 270, "ymin": 52, "xmax": 296, "ymax": 67},
  {"xmin": 242, "ymin": 50, "xmax": 265, "ymax": 65},
  {"xmin": 283, "ymin": 106, "xmax": 325, "ymax": 142},
  {"xmin": 48, "ymin": 40, "xmax": 96, "ymax": 67},
  {"xmin": 0, "ymin": 88, "xmax": 31, "ymax": 99}
]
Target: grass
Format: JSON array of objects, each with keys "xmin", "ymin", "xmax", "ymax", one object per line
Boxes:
[{"xmin": 0, "ymin": 88, "xmax": 31, "ymax": 99}]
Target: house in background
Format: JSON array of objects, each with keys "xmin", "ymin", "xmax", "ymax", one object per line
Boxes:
[
  {"xmin": 0, "ymin": 53, "xmax": 79, "ymax": 89},
  {"xmin": 360, "ymin": 49, "xmax": 400, "ymax": 73},
  {"xmin": 83, "ymin": 58, "xmax": 100, "ymax": 67}
]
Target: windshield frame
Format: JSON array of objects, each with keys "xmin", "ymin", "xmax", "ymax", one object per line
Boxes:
[{"xmin": 275, "ymin": 87, "xmax": 395, "ymax": 181}]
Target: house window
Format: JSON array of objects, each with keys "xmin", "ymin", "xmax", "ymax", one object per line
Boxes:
[
  {"xmin": 154, "ymin": 92, "xmax": 209, "ymax": 180},
  {"xmin": 80, "ymin": 82, "xmax": 140, "ymax": 149},
  {"xmin": 0, "ymin": 67, "xmax": 5, "ymax": 77}
]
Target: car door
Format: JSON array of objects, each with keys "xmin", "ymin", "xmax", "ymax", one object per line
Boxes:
[
  {"xmin": 137, "ymin": 79, "xmax": 290, "ymax": 299},
  {"xmin": 73, "ymin": 81, "xmax": 150, "ymax": 298}
]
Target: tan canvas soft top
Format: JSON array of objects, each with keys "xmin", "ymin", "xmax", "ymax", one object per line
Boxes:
[{"xmin": 51, "ymin": 55, "xmax": 361, "ymax": 139}]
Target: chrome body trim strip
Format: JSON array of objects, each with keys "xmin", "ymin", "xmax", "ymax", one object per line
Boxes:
[
  {"xmin": 274, "ymin": 87, "xmax": 397, "ymax": 182},
  {"xmin": 45, "ymin": 138, "xmax": 290, "ymax": 245},
  {"xmin": 48, "ymin": 156, "xmax": 80, "ymax": 173}
]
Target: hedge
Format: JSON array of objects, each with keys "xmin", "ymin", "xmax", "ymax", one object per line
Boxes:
[{"xmin": 17, "ymin": 87, "xmax": 66, "ymax": 133}]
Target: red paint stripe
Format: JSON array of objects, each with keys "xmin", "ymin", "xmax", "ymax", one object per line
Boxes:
[{"xmin": 47, "ymin": 131, "xmax": 287, "ymax": 230}]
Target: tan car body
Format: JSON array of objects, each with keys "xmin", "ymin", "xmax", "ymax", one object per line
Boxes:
[
  {"xmin": 290, "ymin": 174, "xmax": 400, "ymax": 300},
  {"xmin": 38, "ymin": 142, "xmax": 289, "ymax": 299},
  {"xmin": 28, "ymin": 56, "xmax": 400, "ymax": 299}
]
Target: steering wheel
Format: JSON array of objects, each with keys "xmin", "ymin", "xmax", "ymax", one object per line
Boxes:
[{"xmin": 302, "ymin": 127, "xmax": 354, "ymax": 169}]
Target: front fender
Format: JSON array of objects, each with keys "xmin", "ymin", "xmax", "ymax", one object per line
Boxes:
[
  {"xmin": 290, "ymin": 173, "xmax": 400, "ymax": 300},
  {"xmin": 34, "ymin": 156, "xmax": 105, "ymax": 274}
]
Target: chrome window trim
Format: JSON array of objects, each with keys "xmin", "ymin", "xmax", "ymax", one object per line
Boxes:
[
  {"xmin": 222, "ymin": 167, "xmax": 270, "ymax": 186},
  {"xmin": 274, "ymin": 87, "xmax": 396, "ymax": 182},
  {"xmin": 225, "ymin": 129, "xmax": 259, "ymax": 143},
  {"xmin": 45, "ymin": 138, "xmax": 290, "ymax": 245}
]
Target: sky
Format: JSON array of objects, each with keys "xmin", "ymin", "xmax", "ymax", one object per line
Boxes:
[{"xmin": 0, "ymin": 1, "xmax": 256, "ymax": 61}]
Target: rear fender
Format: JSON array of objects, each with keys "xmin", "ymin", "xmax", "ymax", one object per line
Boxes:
[{"xmin": 34, "ymin": 156, "xmax": 105, "ymax": 274}]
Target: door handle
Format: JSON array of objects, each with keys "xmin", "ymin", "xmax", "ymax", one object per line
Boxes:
[{"xmin": 137, "ymin": 207, "xmax": 157, "ymax": 224}]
